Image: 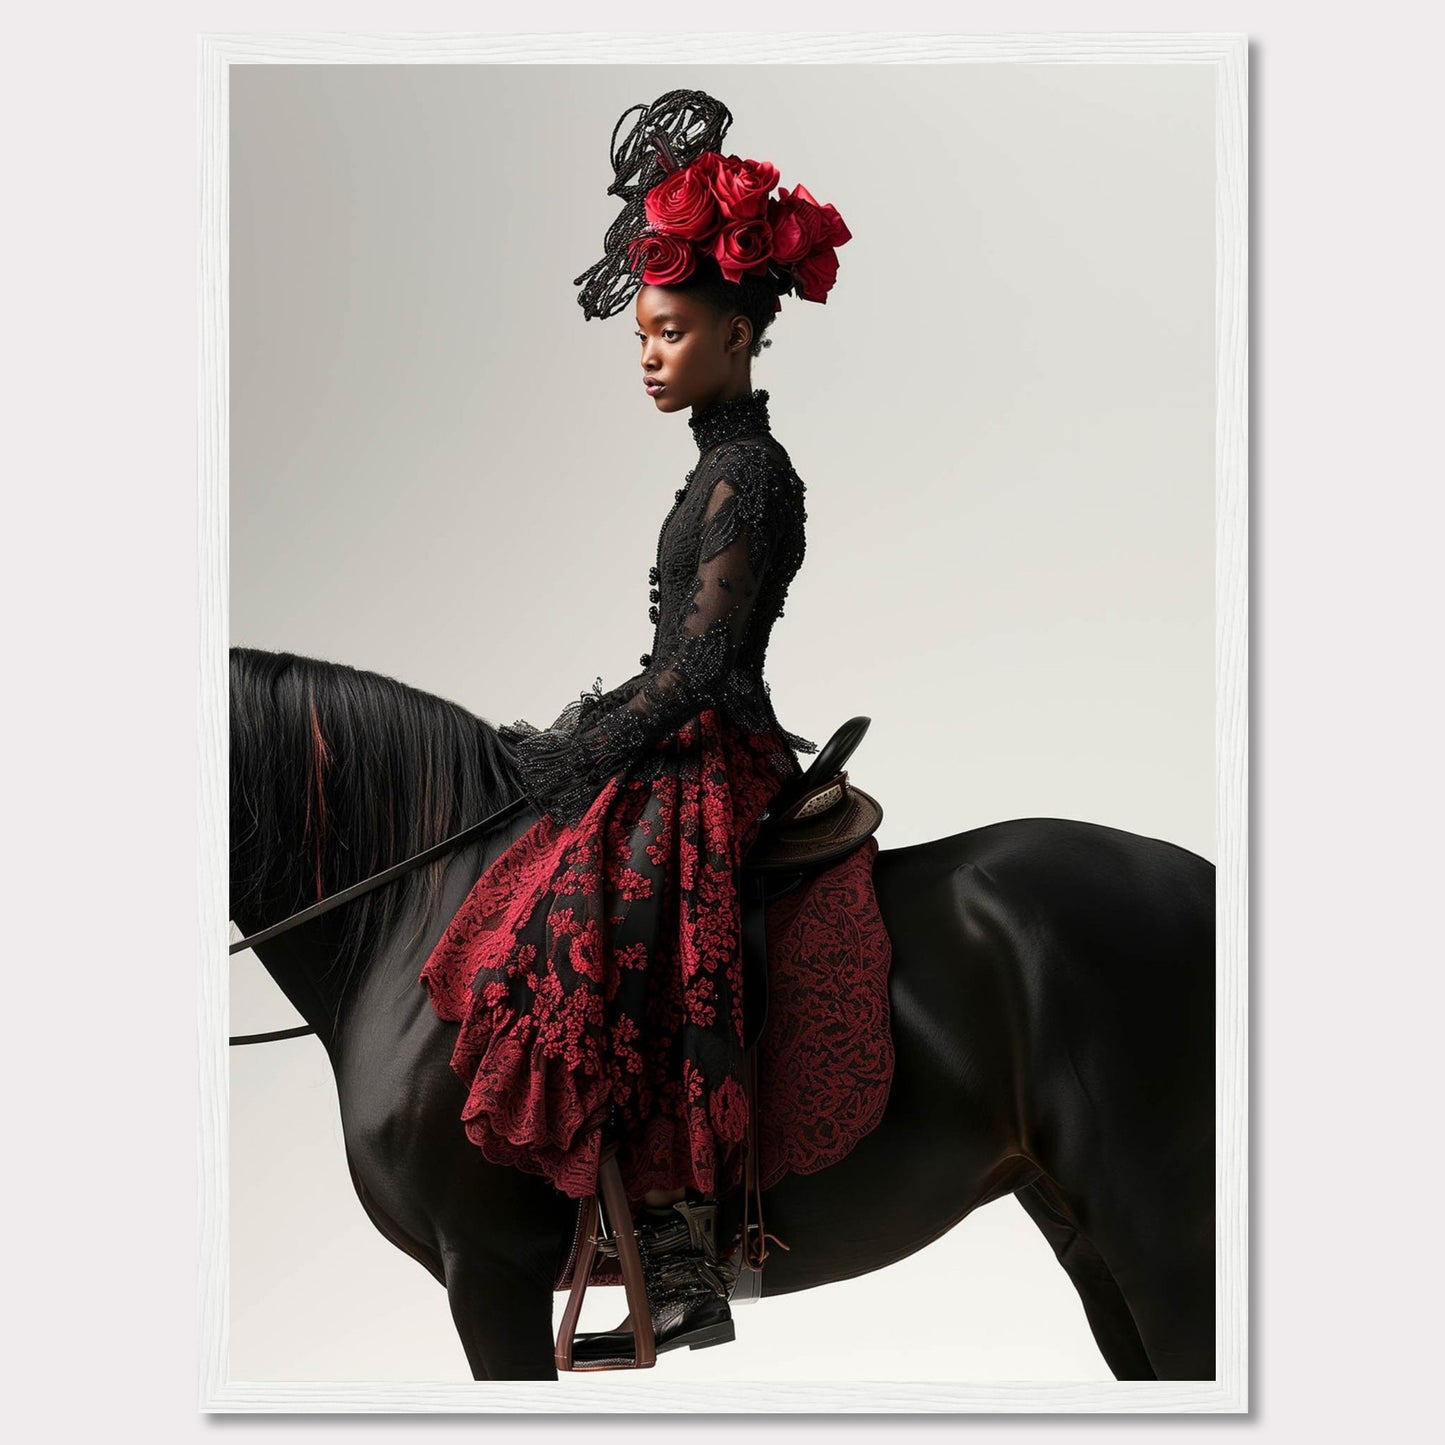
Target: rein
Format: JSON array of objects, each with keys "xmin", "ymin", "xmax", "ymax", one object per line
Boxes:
[{"xmin": 228, "ymin": 794, "xmax": 531, "ymax": 1047}]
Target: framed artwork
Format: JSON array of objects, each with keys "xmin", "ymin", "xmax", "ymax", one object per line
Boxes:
[{"xmin": 202, "ymin": 30, "xmax": 1246, "ymax": 1412}]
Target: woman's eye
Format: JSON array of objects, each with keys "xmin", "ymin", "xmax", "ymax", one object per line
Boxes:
[{"xmin": 635, "ymin": 330, "xmax": 682, "ymax": 341}]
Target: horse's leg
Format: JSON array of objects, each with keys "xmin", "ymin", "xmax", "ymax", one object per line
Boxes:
[
  {"xmin": 1076, "ymin": 1163, "xmax": 1216, "ymax": 1381},
  {"xmin": 1013, "ymin": 836, "xmax": 1216, "ymax": 1381},
  {"xmin": 1028, "ymin": 1132, "xmax": 1215, "ymax": 1382},
  {"xmin": 1015, "ymin": 1176, "xmax": 1155, "ymax": 1381},
  {"xmin": 418, "ymin": 1164, "xmax": 575, "ymax": 1380},
  {"xmin": 440, "ymin": 1248, "xmax": 559, "ymax": 1381}
]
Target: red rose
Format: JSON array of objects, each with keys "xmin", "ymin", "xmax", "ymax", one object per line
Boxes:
[
  {"xmin": 626, "ymin": 231, "xmax": 697, "ymax": 286},
  {"xmin": 766, "ymin": 182, "xmax": 851, "ymax": 302},
  {"xmin": 711, "ymin": 218, "xmax": 774, "ymax": 284},
  {"xmin": 788, "ymin": 181, "xmax": 853, "ymax": 249},
  {"xmin": 766, "ymin": 187, "xmax": 827, "ymax": 265},
  {"xmin": 793, "ymin": 245, "xmax": 841, "ymax": 303},
  {"xmin": 688, "ymin": 150, "xmax": 723, "ymax": 185},
  {"xmin": 708, "ymin": 153, "xmax": 780, "ymax": 223},
  {"xmin": 643, "ymin": 159, "xmax": 723, "ymax": 242}
]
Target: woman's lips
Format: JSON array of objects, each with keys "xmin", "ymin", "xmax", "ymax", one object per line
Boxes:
[{"xmin": 644, "ymin": 379, "xmax": 665, "ymax": 395}]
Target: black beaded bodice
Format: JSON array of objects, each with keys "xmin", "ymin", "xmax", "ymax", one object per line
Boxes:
[{"xmin": 498, "ymin": 387, "xmax": 817, "ymax": 827}]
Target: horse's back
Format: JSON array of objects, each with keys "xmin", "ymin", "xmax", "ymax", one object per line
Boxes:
[{"xmin": 875, "ymin": 816, "xmax": 1214, "ymax": 1178}]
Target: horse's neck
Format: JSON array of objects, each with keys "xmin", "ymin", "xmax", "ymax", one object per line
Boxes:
[{"xmin": 242, "ymin": 911, "xmax": 351, "ymax": 1050}]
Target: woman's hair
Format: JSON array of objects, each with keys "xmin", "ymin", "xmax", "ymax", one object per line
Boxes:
[{"xmin": 664, "ymin": 252, "xmax": 781, "ymax": 357}]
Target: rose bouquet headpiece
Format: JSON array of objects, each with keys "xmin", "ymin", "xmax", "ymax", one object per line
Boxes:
[{"xmin": 574, "ymin": 88, "xmax": 851, "ymax": 321}]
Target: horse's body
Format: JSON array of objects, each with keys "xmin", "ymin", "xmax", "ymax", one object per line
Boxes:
[{"xmin": 230, "ymin": 647, "xmax": 1216, "ymax": 1381}]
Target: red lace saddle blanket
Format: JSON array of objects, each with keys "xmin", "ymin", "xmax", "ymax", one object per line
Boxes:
[{"xmin": 750, "ymin": 834, "xmax": 893, "ymax": 1190}]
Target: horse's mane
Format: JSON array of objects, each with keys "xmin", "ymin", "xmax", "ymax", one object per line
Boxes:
[{"xmin": 229, "ymin": 646, "xmax": 524, "ymax": 1009}]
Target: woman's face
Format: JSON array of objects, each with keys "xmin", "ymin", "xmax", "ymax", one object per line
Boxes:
[{"xmin": 635, "ymin": 285, "xmax": 751, "ymax": 415}]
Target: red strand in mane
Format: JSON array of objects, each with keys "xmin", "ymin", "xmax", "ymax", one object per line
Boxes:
[{"xmin": 306, "ymin": 692, "xmax": 331, "ymax": 902}]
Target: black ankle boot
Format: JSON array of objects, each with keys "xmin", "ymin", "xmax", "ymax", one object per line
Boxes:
[{"xmin": 572, "ymin": 1196, "xmax": 738, "ymax": 1363}]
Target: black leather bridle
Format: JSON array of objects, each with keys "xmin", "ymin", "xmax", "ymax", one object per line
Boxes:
[{"xmin": 227, "ymin": 795, "xmax": 531, "ymax": 1047}]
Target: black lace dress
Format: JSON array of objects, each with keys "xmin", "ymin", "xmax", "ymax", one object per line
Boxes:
[{"xmin": 419, "ymin": 388, "xmax": 817, "ymax": 1203}]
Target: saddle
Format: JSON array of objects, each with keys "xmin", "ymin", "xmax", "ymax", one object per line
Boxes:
[{"xmin": 553, "ymin": 716, "xmax": 883, "ymax": 1372}]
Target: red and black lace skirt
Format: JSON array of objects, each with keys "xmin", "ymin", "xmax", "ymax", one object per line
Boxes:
[{"xmin": 418, "ymin": 707, "xmax": 793, "ymax": 1204}]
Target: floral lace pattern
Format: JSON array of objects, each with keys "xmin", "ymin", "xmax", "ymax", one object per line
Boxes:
[
  {"xmin": 420, "ymin": 707, "xmax": 792, "ymax": 1203},
  {"xmin": 752, "ymin": 836, "xmax": 894, "ymax": 1189},
  {"xmin": 551, "ymin": 831, "xmax": 896, "ymax": 1291}
]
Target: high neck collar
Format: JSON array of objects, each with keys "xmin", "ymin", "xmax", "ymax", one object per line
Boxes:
[{"xmin": 688, "ymin": 387, "xmax": 772, "ymax": 454}]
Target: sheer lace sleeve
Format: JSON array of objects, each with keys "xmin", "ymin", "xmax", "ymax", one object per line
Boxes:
[{"xmin": 498, "ymin": 474, "xmax": 773, "ymax": 826}]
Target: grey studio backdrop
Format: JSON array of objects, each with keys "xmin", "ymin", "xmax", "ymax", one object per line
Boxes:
[{"xmin": 229, "ymin": 63, "xmax": 1215, "ymax": 1383}]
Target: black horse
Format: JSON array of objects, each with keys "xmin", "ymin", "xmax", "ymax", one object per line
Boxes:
[{"xmin": 229, "ymin": 645, "xmax": 1216, "ymax": 1381}]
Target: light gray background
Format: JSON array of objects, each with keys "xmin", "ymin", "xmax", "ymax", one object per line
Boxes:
[{"xmin": 229, "ymin": 62, "xmax": 1215, "ymax": 1382}]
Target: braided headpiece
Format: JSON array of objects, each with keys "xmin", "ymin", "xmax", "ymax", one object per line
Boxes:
[{"xmin": 573, "ymin": 88, "xmax": 852, "ymax": 323}]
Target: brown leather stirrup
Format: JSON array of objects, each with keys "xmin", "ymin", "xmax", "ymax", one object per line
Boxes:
[{"xmin": 555, "ymin": 1141, "xmax": 657, "ymax": 1371}]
